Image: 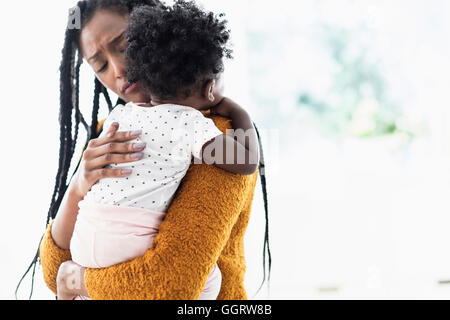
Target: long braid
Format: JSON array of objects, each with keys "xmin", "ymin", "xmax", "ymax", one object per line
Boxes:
[
  {"xmin": 52, "ymin": 30, "xmax": 78, "ymax": 223},
  {"xmin": 15, "ymin": 21, "xmax": 79, "ymax": 299},
  {"xmin": 15, "ymin": 1, "xmax": 90, "ymax": 300},
  {"xmin": 90, "ymin": 78, "xmax": 102, "ymax": 140},
  {"xmin": 254, "ymin": 123, "xmax": 272, "ymax": 297},
  {"xmin": 69, "ymin": 77, "xmax": 104, "ymax": 198},
  {"xmin": 71, "ymin": 51, "xmax": 83, "ymax": 159},
  {"xmin": 68, "ymin": 49, "xmax": 92, "ymax": 187}
]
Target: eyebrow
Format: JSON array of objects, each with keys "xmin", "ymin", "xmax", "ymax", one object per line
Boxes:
[{"xmin": 87, "ymin": 31, "xmax": 126, "ymax": 62}]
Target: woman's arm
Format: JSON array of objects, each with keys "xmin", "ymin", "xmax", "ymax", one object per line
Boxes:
[
  {"xmin": 39, "ymin": 122, "xmax": 146, "ymax": 294},
  {"xmin": 50, "ymin": 176, "xmax": 85, "ymax": 250},
  {"xmin": 83, "ymin": 116, "xmax": 256, "ymax": 300},
  {"xmin": 39, "ymin": 221, "xmax": 73, "ymax": 294}
]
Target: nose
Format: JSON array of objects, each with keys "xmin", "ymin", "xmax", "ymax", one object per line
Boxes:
[{"xmin": 110, "ymin": 56, "xmax": 126, "ymax": 79}]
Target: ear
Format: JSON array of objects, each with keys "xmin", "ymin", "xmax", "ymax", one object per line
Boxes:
[{"xmin": 203, "ymin": 79, "xmax": 216, "ymax": 102}]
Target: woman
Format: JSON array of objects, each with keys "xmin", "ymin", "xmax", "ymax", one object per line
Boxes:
[{"xmin": 18, "ymin": 0, "xmax": 270, "ymax": 300}]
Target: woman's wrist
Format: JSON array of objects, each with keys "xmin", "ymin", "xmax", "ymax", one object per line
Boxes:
[{"xmin": 67, "ymin": 171, "xmax": 87, "ymax": 199}]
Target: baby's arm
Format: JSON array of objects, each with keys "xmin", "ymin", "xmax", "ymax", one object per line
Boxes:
[{"xmin": 202, "ymin": 98, "xmax": 259, "ymax": 175}]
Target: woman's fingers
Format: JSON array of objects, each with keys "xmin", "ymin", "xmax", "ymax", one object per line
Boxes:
[
  {"xmin": 79, "ymin": 166, "xmax": 133, "ymax": 194},
  {"xmin": 87, "ymin": 167, "xmax": 134, "ymax": 180},
  {"xmin": 91, "ymin": 140, "xmax": 147, "ymax": 159},
  {"xmin": 88, "ymin": 125, "xmax": 142, "ymax": 149},
  {"xmin": 85, "ymin": 152, "xmax": 145, "ymax": 172},
  {"xmin": 85, "ymin": 129, "xmax": 144, "ymax": 158},
  {"xmin": 105, "ymin": 122, "xmax": 120, "ymax": 138},
  {"xmin": 79, "ymin": 123, "xmax": 146, "ymax": 184},
  {"xmin": 84, "ymin": 133, "xmax": 146, "ymax": 170}
]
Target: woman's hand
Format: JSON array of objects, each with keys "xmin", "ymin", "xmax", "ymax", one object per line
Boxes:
[
  {"xmin": 56, "ymin": 261, "xmax": 88, "ymax": 300},
  {"xmin": 71, "ymin": 122, "xmax": 147, "ymax": 198},
  {"xmin": 51, "ymin": 122, "xmax": 148, "ymax": 250}
]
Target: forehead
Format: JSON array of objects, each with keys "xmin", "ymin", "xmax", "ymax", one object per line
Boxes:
[{"xmin": 79, "ymin": 10, "xmax": 129, "ymax": 59}]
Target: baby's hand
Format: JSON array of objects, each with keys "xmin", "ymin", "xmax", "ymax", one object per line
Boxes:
[{"xmin": 210, "ymin": 97, "xmax": 244, "ymax": 119}]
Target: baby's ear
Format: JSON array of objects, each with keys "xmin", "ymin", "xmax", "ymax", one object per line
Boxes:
[{"xmin": 203, "ymin": 79, "xmax": 216, "ymax": 102}]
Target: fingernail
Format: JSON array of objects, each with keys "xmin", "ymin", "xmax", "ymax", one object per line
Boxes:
[
  {"xmin": 131, "ymin": 152, "xmax": 144, "ymax": 159},
  {"xmin": 122, "ymin": 169, "xmax": 132, "ymax": 175},
  {"xmin": 131, "ymin": 130, "xmax": 142, "ymax": 136},
  {"xmin": 133, "ymin": 143, "xmax": 147, "ymax": 150}
]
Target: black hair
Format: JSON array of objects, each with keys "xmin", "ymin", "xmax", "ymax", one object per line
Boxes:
[
  {"xmin": 15, "ymin": 0, "xmax": 160, "ymax": 300},
  {"xmin": 126, "ymin": 0, "xmax": 232, "ymax": 100},
  {"xmin": 16, "ymin": 0, "xmax": 271, "ymax": 300},
  {"xmin": 256, "ymin": 124, "xmax": 272, "ymax": 297}
]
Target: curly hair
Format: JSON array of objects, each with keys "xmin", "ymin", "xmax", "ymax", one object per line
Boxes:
[{"xmin": 126, "ymin": 0, "xmax": 233, "ymax": 100}]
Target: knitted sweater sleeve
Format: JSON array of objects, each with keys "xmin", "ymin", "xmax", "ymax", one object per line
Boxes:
[
  {"xmin": 39, "ymin": 116, "xmax": 257, "ymax": 299},
  {"xmin": 39, "ymin": 221, "xmax": 72, "ymax": 295}
]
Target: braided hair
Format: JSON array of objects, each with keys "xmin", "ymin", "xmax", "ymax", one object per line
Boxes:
[
  {"xmin": 16, "ymin": 0, "xmax": 271, "ymax": 300},
  {"xmin": 15, "ymin": 0, "xmax": 160, "ymax": 300}
]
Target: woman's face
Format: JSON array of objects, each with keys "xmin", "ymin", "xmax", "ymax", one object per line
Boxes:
[{"xmin": 79, "ymin": 10, "xmax": 150, "ymax": 103}]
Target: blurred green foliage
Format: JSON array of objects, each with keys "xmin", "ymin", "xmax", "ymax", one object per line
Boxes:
[
  {"xmin": 297, "ymin": 26, "xmax": 400, "ymax": 137},
  {"xmin": 246, "ymin": 23, "xmax": 411, "ymax": 139}
]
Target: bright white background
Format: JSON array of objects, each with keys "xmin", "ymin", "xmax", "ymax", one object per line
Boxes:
[{"xmin": 2, "ymin": 0, "xmax": 450, "ymax": 300}]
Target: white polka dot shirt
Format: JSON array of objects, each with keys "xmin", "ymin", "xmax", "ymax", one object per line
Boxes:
[{"xmin": 83, "ymin": 102, "xmax": 223, "ymax": 212}]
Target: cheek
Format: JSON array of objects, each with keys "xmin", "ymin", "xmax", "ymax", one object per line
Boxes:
[
  {"xmin": 95, "ymin": 72, "xmax": 124, "ymax": 99},
  {"xmin": 95, "ymin": 73, "xmax": 114, "ymax": 91}
]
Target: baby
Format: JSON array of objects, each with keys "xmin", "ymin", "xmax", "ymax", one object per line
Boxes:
[{"xmin": 69, "ymin": 0, "xmax": 259, "ymax": 300}]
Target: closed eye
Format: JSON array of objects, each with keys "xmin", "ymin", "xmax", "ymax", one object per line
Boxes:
[{"xmin": 97, "ymin": 62, "xmax": 108, "ymax": 73}]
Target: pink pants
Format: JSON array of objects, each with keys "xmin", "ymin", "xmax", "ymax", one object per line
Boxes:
[{"xmin": 70, "ymin": 201, "xmax": 222, "ymax": 300}]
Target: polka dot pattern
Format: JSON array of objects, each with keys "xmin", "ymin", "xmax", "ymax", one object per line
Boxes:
[{"xmin": 83, "ymin": 102, "xmax": 223, "ymax": 212}]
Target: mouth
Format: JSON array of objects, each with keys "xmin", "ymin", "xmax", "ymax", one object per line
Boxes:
[{"xmin": 121, "ymin": 82, "xmax": 139, "ymax": 95}]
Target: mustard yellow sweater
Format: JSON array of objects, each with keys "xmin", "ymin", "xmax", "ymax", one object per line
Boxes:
[{"xmin": 39, "ymin": 115, "xmax": 258, "ymax": 300}]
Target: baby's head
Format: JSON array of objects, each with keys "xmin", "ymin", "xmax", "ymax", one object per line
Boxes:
[{"xmin": 126, "ymin": 0, "xmax": 232, "ymax": 109}]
